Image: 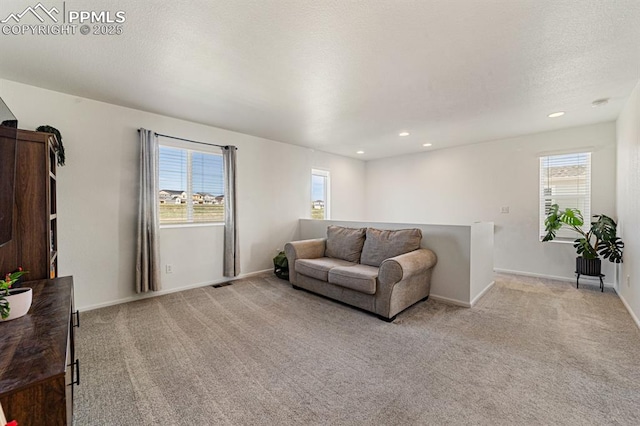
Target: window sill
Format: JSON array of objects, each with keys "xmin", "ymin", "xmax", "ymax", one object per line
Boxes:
[{"xmin": 160, "ymin": 222, "xmax": 224, "ymax": 229}]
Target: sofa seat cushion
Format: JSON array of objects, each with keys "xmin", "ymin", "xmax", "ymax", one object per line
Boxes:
[
  {"xmin": 328, "ymin": 264, "xmax": 379, "ymax": 295},
  {"xmin": 295, "ymin": 257, "xmax": 356, "ymax": 281},
  {"xmin": 325, "ymin": 225, "xmax": 367, "ymax": 262},
  {"xmin": 361, "ymin": 228, "xmax": 422, "ymax": 267}
]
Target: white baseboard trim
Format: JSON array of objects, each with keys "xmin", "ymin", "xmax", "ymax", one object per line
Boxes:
[
  {"xmin": 470, "ymin": 281, "xmax": 495, "ymax": 307},
  {"xmin": 615, "ymin": 289, "xmax": 640, "ymax": 331},
  {"xmin": 78, "ymin": 268, "xmax": 272, "ymax": 312},
  {"xmin": 235, "ymin": 269, "xmax": 273, "ymax": 279},
  {"xmin": 493, "ymin": 268, "xmax": 615, "ymax": 288},
  {"xmin": 429, "ymin": 294, "xmax": 471, "ymax": 308}
]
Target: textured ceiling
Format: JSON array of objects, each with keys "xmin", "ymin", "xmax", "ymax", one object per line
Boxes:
[{"xmin": 1, "ymin": 0, "xmax": 639, "ymax": 160}]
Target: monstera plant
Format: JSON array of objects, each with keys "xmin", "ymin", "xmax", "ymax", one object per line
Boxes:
[{"xmin": 543, "ymin": 204, "xmax": 624, "ymax": 278}]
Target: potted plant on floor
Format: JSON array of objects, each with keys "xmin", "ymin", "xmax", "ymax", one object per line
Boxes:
[
  {"xmin": 273, "ymin": 251, "xmax": 289, "ymax": 280},
  {"xmin": 542, "ymin": 204, "xmax": 624, "ymax": 281}
]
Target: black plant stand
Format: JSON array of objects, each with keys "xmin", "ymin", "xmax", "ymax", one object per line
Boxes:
[{"xmin": 576, "ymin": 272, "xmax": 604, "ymax": 292}]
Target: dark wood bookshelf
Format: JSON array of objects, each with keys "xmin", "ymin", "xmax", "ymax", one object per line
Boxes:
[{"xmin": 0, "ymin": 129, "xmax": 58, "ymax": 280}]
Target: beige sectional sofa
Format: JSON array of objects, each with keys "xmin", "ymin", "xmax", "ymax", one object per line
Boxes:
[{"xmin": 285, "ymin": 226, "xmax": 437, "ymax": 321}]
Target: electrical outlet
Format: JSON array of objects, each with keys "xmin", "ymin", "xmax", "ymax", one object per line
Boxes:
[
  {"xmin": 627, "ymin": 275, "xmax": 631, "ymax": 287},
  {"xmin": 166, "ymin": 264, "xmax": 173, "ymax": 274},
  {"xmin": 501, "ymin": 206, "xmax": 510, "ymax": 214}
]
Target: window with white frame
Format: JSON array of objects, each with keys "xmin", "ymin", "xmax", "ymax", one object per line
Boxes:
[
  {"xmin": 158, "ymin": 144, "xmax": 224, "ymax": 224},
  {"xmin": 539, "ymin": 152, "xmax": 591, "ymax": 240},
  {"xmin": 311, "ymin": 169, "xmax": 330, "ymax": 220}
]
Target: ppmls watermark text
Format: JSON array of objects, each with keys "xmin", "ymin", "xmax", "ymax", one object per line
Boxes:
[{"xmin": 1, "ymin": 2, "xmax": 126, "ymax": 36}]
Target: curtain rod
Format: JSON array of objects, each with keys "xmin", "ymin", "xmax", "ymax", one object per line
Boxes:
[{"xmin": 138, "ymin": 129, "xmax": 235, "ymax": 150}]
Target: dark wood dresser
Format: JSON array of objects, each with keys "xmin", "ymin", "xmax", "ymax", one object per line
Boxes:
[{"xmin": 0, "ymin": 276, "xmax": 78, "ymax": 426}]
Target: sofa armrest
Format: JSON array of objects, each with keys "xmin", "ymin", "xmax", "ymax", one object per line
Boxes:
[
  {"xmin": 285, "ymin": 238, "xmax": 326, "ymax": 260},
  {"xmin": 378, "ymin": 248, "xmax": 437, "ymax": 286},
  {"xmin": 284, "ymin": 239, "xmax": 326, "ymax": 284}
]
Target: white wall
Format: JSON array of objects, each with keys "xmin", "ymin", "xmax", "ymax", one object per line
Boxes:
[
  {"xmin": 470, "ymin": 222, "xmax": 495, "ymax": 304},
  {"xmin": 616, "ymin": 80, "xmax": 640, "ymax": 328},
  {"xmin": 0, "ymin": 79, "xmax": 366, "ymax": 310},
  {"xmin": 364, "ymin": 122, "xmax": 618, "ymax": 283}
]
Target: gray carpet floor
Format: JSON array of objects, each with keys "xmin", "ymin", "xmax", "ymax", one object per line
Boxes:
[{"xmin": 74, "ymin": 273, "xmax": 640, "ymax": 425}]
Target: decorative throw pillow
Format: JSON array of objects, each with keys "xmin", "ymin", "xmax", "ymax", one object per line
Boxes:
[
  {"xmin": 325, "ymin": 225, "xmax": 367, "ymax": 263},
  {"xmin": 360, "ymin": 228, "xmax": 422, "ymax": 267}
]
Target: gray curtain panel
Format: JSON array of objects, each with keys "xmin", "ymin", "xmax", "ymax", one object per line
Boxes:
[
  {"xmin": 136, "ymin": 129, "xmax": 161, "ymax": 292},
  {"xmin": 223, "ymin": 145, "xmax": 240, "ymax": 277}
]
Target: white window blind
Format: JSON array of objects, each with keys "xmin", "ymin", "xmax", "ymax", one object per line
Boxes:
[
  {"xmin": 158, "ymin": 145, "xmax": 224, "ymax": 224},
  {"xmin": 311, "ymin": 169, "xmax": 330, "ymax": 220},
  {"xmin": 539, "ymin": 152, "xmax": 591, "ymax": 240}
]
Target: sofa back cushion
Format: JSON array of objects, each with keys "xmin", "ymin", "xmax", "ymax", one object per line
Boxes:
[
  {"xmin": 360, "ymin": 228, "xmax": 422, "ymax": 267},
  {"xmin": 325, "ymin": 225, "xmax": 367, "ymax": 263}
]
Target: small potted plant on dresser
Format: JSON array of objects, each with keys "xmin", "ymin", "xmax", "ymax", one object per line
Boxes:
[
  {"xmin": 0, "ymin": 268, "xmax": 30, "ymax": 321},
  {"xmin": 542, "ymin": 204, "xmax": 624, "ymax": 291}
]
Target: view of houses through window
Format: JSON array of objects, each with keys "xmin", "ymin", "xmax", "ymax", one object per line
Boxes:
[
  {"xmin": 158, "ymin": 145, "xmax": 224, "ymax": 224},
  {"xmin": 311, "ymin": 169, "xmax": 330, "ymax": 220},
  {"xmin": 539, "ymin": 152, "xmax": 591, "ymax": 240}
]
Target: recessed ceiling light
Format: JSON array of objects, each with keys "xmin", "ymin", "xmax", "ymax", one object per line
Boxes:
[
  {"xmin": 548, "ymin": 111, "xmax": 565, "ymax": 118},
  {"xmin": 592, "ymin": 98, "xmax": 609, "ymax": 107},
  {"xmin": 399, "ymin": 132, "xmax": 410, "ymax": 137},
  {"xmin": 423, "ymin": 143, "xmax": 432, "ymax": 147},
  {"xmin": 356, "ymin": 150, "xmax": 364, "ymax": 154}
]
